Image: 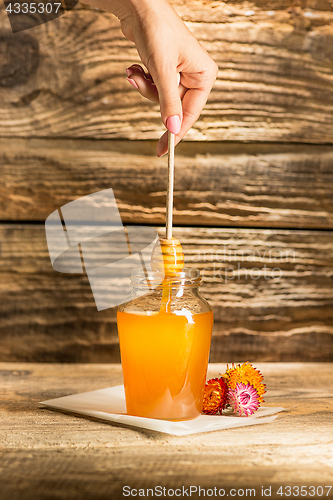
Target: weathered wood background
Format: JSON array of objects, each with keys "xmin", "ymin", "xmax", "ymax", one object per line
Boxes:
[{"xmin": 0, "ymin": 0, "xmax": 333, "ymax": 361}]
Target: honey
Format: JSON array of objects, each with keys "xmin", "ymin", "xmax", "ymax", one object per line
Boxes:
[
  {"xmin": 151, "ymin": 237, "xmax": 184, "ymax": 275},
  {"xmin": 117, "ymin": 308, "xmax": 214, "ymax": 420},
  {"xmin": 117, "ymin": 238, "xmax": 213, "ymax": 420}
]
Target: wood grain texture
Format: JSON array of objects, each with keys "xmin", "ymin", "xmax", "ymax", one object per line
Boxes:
[
  {"xmin": 1, "ymin": 2, "xmax": 333, "ymax": 141},
  {"xmin": 1, "ymin": 362, "xmax": 333, "ymax": 500},
  {"xmin": 1, "ymin": 225, "xmax": 332, "ymax": 362},
  {"xmin": 2, "ymin": 138, "xmax": 333, "ymax": 229}
]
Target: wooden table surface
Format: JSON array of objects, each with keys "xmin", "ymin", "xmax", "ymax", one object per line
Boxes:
[{"xmin": 1, "ymin": 362, "xmax": 333, "ymax": 500}]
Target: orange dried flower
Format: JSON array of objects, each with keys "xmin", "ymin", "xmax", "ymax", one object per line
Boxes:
[
  {"xmin": 202, "ymin": 377, "xmax": 228, "ymax": 415},
  {"xmin": 224, "ymin": 362, "xmax": 266, "ymax": 403}
]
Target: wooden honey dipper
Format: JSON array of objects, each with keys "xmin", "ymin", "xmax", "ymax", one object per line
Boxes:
[
  {"xmin": 151, "ymin": 131, "xmax": 184, "ymax": 277},
  {"xmin": 151, "ymin": 237, "xmax": 184, "ymax": 275}
]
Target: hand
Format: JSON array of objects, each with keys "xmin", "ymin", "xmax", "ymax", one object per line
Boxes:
[{"xmin": 119, "ymin": 0, "xmax": 218, "ymax": 156}]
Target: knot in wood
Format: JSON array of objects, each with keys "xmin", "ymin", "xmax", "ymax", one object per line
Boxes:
[{"xmin": 0, "ymin": 32, "xmax": 39, "ymax": 87}]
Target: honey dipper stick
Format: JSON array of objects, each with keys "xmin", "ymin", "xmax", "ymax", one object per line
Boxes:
[
  {"xmin": 151, "ymin": 127, "xmax": 184, "ymax": 279},
  {"xmin": 166, "ymin": 131, "xmax": 175, "ymax": 240}
]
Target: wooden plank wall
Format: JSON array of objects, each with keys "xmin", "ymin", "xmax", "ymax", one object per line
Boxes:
[{"xmin": 0, "ymin": 0, "xmax": 333, "ymax": 362}]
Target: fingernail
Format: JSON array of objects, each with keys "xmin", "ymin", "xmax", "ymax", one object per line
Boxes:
[
  {"xmin": 166, "ymin": 115, "xmax": 181, "ymax": 135},
  {"xmin": 126, "ymin": 77, "xmax": 139, "ymax": 89},
  {"xmin": 126, "ymin": 68, "xmax": 133, "ymax": 76}
]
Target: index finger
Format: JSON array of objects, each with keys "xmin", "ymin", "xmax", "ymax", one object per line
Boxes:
[{"xmin": 156, "ymin": 85, "xmax": 213, "ymax": 157}]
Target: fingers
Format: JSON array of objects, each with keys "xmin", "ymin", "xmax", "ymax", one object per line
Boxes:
[
  {"xmin": 156, "ymin": 76, "xmax": 216, "ymax": 157},
  {"xmin": 181, "ymin": 85, "xmax": 213, "ymax": 136},
  {"xmin": 152, "ymin": 68, "xmax": 183, "ymax": 135},
  {"xmin": 178, "ymin": 62, "xmax": 218, "ymax": 138},
  {"xmin": 126, "ymin": 62, "xmax": 218, "ymax": 157},
  {"xmin": 127, "ymin": 65, "xmax": 183, "ymax": 134},
  {"xmin": 156, "ymin": 130, "xmax": 170, "ymax": 157},
  {"xmin": 126, "ymin": 64, "xmax": 188, "ymax": 106},
  {"xmin": 126, "ymin": 64, "xmax": 154, "ymax": 83},
  {"xmin": 126, "ymin": 65, "xmax": 159, "ymax": 103}
]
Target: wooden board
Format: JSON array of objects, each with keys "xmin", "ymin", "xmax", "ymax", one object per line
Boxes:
[
  {"xmin": 1, "ymin": 225, "xmax": 332, "ymax": 362},
  {"xmin": 1, "ymin": 2, "xmax": 333, "ymax": 142},
  {"xmin": 1, "ymin": 362, "xmax": 333, "ymax": 500},
  {"xmin": 2, "ymin": 138, "xmax": 333, "ymax": 229}
]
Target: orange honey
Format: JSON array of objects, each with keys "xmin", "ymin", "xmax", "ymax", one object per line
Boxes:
[{"xmin": 117, "ymin": 309, "xmax": 213, "ymax": 420}]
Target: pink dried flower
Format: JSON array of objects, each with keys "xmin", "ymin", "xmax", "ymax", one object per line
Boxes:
[{"xmin": 227, "ymin": 382, "xmax": 260, "ymax": 417}]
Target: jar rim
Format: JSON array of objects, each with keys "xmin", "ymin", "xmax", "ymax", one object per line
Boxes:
[{"xmin": 130, "ymin": 267, "xmax": 201, "ymax": 288}]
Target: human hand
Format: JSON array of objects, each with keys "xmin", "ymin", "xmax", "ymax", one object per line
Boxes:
[{"xmin": 119, "ymin": 0, "xmax": 218, "ymax": 156}]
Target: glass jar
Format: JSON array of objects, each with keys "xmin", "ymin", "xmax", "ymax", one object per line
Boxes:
[{"xmin": 117, "ymin": 268, "xmax": 213, "ymax": 420}]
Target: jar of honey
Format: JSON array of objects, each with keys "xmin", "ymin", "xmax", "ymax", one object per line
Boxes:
[{"xmin": 117, "ymin": 268, "xmax": 214, "ymax": 420}]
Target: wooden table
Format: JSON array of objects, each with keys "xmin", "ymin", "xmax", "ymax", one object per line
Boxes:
[{"xmin": 1, "ymin": 362, "xmax": 333, "ymax": 500}]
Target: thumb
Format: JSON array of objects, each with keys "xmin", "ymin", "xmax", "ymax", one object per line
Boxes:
[{"xmin": 154, "ymin": 70, "xmax": 182, "ymax": 135}]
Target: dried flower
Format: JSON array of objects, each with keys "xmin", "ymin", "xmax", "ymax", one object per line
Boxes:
[
  {"xmin": 202, "ymin": 362, "xmax": 266, "ymax": 417},
  {"xmin": 202, "ymin": 377, "xmax": 228, "ymax": 415},
  {"xmin": 227, "ymin": 383, "xmax": 261, "ymax": 417},
  {"xmin": 224, "ymin": 362, "xmax": 266, "ymax": 403}
]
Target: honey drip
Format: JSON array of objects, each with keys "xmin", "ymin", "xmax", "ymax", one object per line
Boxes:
[{"xmin": 151, "ymin": 237, "xmax": 184, "ymax": 313}]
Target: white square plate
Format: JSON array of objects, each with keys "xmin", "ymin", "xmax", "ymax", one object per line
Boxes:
[{"xmin": 40, "ymin": 385, "xmax": 286, "ymax": 436}]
